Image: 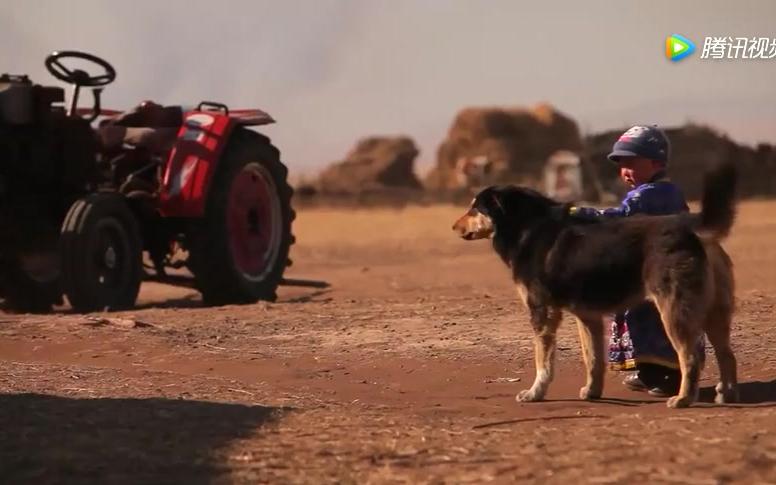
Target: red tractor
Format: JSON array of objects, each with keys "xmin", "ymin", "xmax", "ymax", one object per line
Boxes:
[{"xmin": 0, "ymin": 51, "xmax": 295, "ymax": 313}]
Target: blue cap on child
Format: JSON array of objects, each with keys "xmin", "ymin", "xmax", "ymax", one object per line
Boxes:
[{"xmin": 607, "ymin": 125, "xmax": 670, "ymax": 163}]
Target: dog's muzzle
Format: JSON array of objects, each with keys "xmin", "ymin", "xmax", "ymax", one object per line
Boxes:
[{"xmin": 453, "ymin": 209, "xmax": 494, "ymax": 240}]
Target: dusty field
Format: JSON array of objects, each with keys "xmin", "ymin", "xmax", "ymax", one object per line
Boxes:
[{"xmin": 2, "ymin": 201, "xmax": 776, "ymax": 484}]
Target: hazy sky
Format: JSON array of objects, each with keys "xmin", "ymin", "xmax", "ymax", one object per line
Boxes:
[{"xmin": 5, "ymin": 0, "xmax": 776, "ymax": 177}]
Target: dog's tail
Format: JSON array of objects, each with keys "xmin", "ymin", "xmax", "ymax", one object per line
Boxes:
[{"xmin": 697, "ymin": 161, "xmax": 737, "ymax": 240}]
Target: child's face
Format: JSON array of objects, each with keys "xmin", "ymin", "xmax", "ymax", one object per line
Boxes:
[{"xmin": 618, "ymin": 157, "xmax": 663, "ymax": 188}]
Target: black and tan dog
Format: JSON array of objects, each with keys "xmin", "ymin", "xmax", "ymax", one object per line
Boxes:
[{"xmin": 453, "ymin": 163, "xmax": 738, "ymax": 408}]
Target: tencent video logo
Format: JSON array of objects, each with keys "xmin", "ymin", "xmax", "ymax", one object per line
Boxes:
[{"xmin": 666, "ymin": 34, "xmax": 696, "ymax": 61}]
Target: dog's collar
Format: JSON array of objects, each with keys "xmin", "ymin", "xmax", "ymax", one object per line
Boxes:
[{"xmin": 549, "ymin": 204, "xmax": 573, "ymax": 221}]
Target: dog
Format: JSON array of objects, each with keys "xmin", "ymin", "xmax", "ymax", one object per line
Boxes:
[{"xmin": 452, "ymin": 162, "xmax": 738, "ymax": 408}]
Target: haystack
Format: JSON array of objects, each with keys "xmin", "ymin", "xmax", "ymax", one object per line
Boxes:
[
  {"xmin": 316, "ymin": 136, "xmax": 422, "ymax": 194},
  {"xmin": 426, "ymin": 103, "xmax": 583, "ymax": 191}
]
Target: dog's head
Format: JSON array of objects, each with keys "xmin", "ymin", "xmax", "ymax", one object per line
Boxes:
[{"xmin": 452, "ymin": 185, "xmax": 560, "ymax": 240}]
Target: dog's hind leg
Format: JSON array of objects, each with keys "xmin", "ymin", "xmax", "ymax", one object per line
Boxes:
[
  {"xmin": 516, "ymin": 306, "xmax": 562, "ymax": 403},
  {"xmin": 706, "ymin": 320, "xmax": 738, "ymax": 404},
  {"xmin": 575, "ymin": 315, "xmax": 605, "ymax": 400},
  {"xmin": 655, "ymin": 298, "xmax": 704, "ymax": 409},
  {"xmin": 704, "ymin": 297, "xmax": 738, "ymax": 404},
  {"xmin": 704, "ymin": 247, "xmax": 739, "ymax": 404}
]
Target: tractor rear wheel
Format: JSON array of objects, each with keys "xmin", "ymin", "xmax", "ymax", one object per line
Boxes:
[
  {"xmin": 60, "ymin": 193, "xmax": 143, "ymax": 312},
  {"xmin": 187, "ymin": 129, "xmax": 294, "ymax": 305}
]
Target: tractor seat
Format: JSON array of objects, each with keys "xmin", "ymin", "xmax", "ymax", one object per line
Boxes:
[
  {"xmin": 97, "ymin": 101, "xmax": 182, "ymax": 154},
  {"xmin": 108, "ymin": 100, "xmax": 183, "ymax": 128},
  {"xmin": 97, "ymin": 125, "xmax": 179, "ymax": 155}
]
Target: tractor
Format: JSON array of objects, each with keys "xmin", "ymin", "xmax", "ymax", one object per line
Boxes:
[{"xmin": 0, "ymin": 50, "xmax": 295, "ymax": 313}]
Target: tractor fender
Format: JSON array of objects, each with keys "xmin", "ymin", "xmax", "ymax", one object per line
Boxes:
[{"xmin": 158, "ymin": 109, "xmax": 274, "ymax": 218}]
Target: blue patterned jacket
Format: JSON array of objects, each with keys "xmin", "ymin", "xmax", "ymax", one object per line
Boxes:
[{"xmin": 570, "ymin": 172, "xmax": 689, "ymax": 219}]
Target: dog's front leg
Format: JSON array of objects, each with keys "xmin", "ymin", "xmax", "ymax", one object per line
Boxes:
[
  {"xmin": 516, "ymin": 307, "xmax": 561, "ymax": 403},
  {"xmin": 575, "ymin": 316, "xmax": 605, "ymax": 400}
]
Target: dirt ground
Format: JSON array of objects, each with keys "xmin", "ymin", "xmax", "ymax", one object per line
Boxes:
[{"xmin": 2, "ymin": 201, "xmax": 776, "ymax": 484}]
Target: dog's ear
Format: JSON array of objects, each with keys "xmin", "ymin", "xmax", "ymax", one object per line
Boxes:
[
  {"xmin": 490, "ymin": 191, "xmax": 505, "ymax": 215},
  {"xmin": 472, "ymin": 187, "xmax": 504, "ymax": 218}
]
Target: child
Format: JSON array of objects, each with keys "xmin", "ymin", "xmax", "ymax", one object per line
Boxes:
[{"xmin": 569, "ymin": 125, "xmax": 703, "ymax": 397}]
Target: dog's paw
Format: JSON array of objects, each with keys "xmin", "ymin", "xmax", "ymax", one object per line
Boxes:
[
  {"xmin": 516, "ymin": 389, "xmax": 543, "ymax": 402},
  {"xmin": 714, "ymin": 383, "xmax": 739, "ymax": 404},
  {"xmin": 666, "ymin": 395, "xmax": 693, "ymax": 408},
  {"xmin": 579, "ymin": 386, "xmax": 601, "ymax": 400}
]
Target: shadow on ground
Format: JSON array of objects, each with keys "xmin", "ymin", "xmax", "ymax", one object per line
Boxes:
[
  {"xmin": 698, "ymin": 378, "xmax": 776, "ymax": 405},
  {"xmin": 0, "ymin": 393, "xmax": 284, "ymax": 483}
]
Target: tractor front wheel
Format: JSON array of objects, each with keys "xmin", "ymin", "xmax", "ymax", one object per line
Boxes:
[{"xmin": 60, "ymin": 193, "xmax": 143, "ymax": 312}]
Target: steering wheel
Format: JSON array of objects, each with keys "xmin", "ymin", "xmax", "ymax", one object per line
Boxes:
[{"xmin": 44, "ymin": 50, "xmax": 116, "ymax": 87}]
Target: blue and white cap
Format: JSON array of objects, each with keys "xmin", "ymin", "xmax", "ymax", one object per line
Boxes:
[{"xmin": 607, "ymin": 125, "xmax": 670, "ymax": 163}]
